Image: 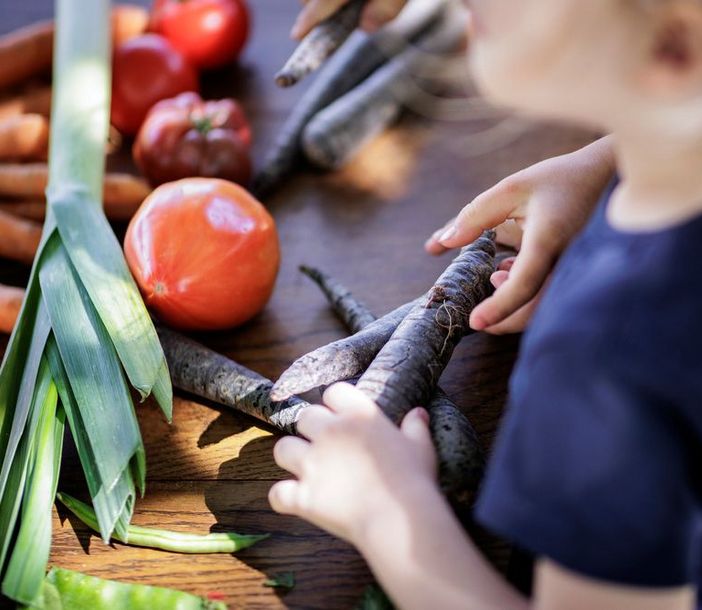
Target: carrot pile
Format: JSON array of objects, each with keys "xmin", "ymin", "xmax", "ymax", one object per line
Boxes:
[
  {"xmin": 0, "ymin": 5, "xmax": 151, "ymax": 268},
  {"xmin": 297, "ymin": 262, "xmax": 488, "ymax": 507},
  {"xmin": 254, "ymin": 0, "xmax": 467, "ymax": 198}
]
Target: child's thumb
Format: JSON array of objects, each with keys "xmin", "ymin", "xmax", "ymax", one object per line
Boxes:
[{"xmin": 401, "ymin": 408, "xmax": 434, "ymax": 454}]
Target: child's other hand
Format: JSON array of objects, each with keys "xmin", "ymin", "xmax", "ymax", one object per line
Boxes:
[
  {"xmin": 291, "ymin": 0, "xmax": 408, "ymax": 40},
  {"xmin": 269, "ymin": 382, "xmax": 437, "ymax": 546},
  {"xmin": 425, "ymin": 136, "xmax": 615, "ymax": 335}
]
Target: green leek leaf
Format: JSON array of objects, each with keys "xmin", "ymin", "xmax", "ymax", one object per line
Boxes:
[
  {"xmin": 46, "ymin": 335, "xmax": 136, "ymax": 543},
  {"xmin": 40, "ymin": 237, "xmax": 143, "ymax": 539},
  {"xmin": 2, "ymin": 363, "xmax": 62, "ymax": 604}
]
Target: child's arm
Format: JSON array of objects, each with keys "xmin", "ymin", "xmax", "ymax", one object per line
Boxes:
[
  {"xmin": 269, "ymin": 383, "xmax": 528, "ymax": 610},
  {"xmin": 291, "ymin": 0, "xmax": 408, "ymax": 40},
  {"xmin": 425, "ymin": 136, "xmax": 615, "ymax": 335},
  {"xmin": 270, "ymin": 383, "xmax": 695, "ymax": 610}
]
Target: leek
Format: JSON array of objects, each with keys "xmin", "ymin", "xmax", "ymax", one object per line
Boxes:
[{"xmin": 0, "ymin": 0, "xmax": 172, "ymax": 605}]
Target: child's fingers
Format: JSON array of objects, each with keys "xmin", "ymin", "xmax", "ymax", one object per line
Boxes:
[
  {"xmin": 470, "ymin": 229, "xmax": 554, "ymax": 331},
  {"xmin": 269, "ymin": 479, "xmax": 302, "ymax": 515},
  {"xmin": 437, "ymin": 178, "xmax": 528, "ymax": 249},
  {"xmin": 495, "ymin": 219, "xmax": 523, "ymax": 249},
  {"xmin": 273, "ymin": 436, "xmax": 310, "ymax": 477},
  {"xmin": 497, "ymin": 257, "xmax": 516, "ymax": 272},
  {"xmin": 424, "ymin": 218, "xmax": 456, "ymax": 255},
  {"xmin": 323, "ymin": 382, "xmax": 378, "ymax": 416},
  {"xmin": 401, "ymin": 408, "xmax": 433, "ymax": 448},
  {"xmin": 490, "ymin": 269, "xmax": 509, "ymax": 289},
  {"xmin": 482, "ymin": 298, "xmax": 539, "ymax": 335},
  {"xmin": 360, "ymin": 0, "xmax": 407, "ymax": 32},
  {"xmin": 291, "ymin": 0, "xmax": 348, "ymax": 39},
  {"xmin": 296, "ymin": 405, "xmax": 336, "ymax": 440}
]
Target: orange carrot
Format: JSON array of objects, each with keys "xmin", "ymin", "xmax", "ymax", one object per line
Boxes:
[
  {"xmin": 0, "ymin": 200, "xmax": 45, "ymax": 221},
  {"xmin": 0, "ymin": 21, "xmax": 53, "ymax": 91},
  {"xmin": 0, "ymin": 114, "xmax": 49, "ymax": 161},
  {"xmin": 0, "ymin": 84, "xmax": 52, "ymax": 121},
  {"xmin": 0, "ymin": 283, "xmax": 24, "ymax": 334},
  {"xmin": 102, "ymin": 172, "xmax": 152, "ymax": 220},
  {"xmin": 0, "ymin": 5, "xmax": 148, "ymax": 90},
  {"xmin": 0, "ymin": 208, "xmax": 41, "ymax": 264},
  {"xmin": 0, "ymin": 164, "xmax": 150, "ymax": 220},
  {"xmin": 111, "ymin": 5, "xmax": 150, "ymax": 47},
  {"xmin": 0, "ymin": 196, "xmax": 142, "ymax": 222}
]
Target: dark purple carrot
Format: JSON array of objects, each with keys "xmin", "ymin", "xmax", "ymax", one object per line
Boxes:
[
  {"xmin": 252, "ymin": 0, "xmax": 448, "ymax": 199},
  {"xmin": 302, "ymin": 6, "xmax": 465, "ymax": 170},
  {"xmin": 270, "ymin": 296, "xmax": 422, "ymax": 401},
  {"xmin": 275, "ymin": 0, "xmax": 366, "ymax": 88},
  {"xmin": 299, "ymin": 265, "xmax": 376, "ymax": 332},
  {"xmin": 356, "ymin": 231, "xmax": 496, "ymax": 423},
  {"xmin": 300, "ymin": 264, "xmax": 485, "ymax": 501},
  {"xmin": 429, "ymin": 390, "xmax": 484, "ymax": 502},
  {"xmin": 157, "ymin": 327, "xmax": 308, "ymax": 434}
]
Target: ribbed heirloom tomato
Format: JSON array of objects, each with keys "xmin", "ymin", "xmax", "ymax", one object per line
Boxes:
[{"xmin": 124, "ymin": 178, "xmax": 280, "ymax": 331}]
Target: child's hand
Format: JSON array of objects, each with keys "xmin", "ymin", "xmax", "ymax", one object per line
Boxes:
[
  {"xmin": 425, "ymin": 136, "xmax": 615, "ymax": 335},
  {"xmin": 291, "ymin": 0, "xmax": 408, "ymax": 40},
  {"xmin": 269, "ymin": 382, "xmax": 437, "ymax": 546}
]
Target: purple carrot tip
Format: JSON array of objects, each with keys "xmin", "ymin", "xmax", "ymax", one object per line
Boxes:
[
  {"xmin": 269, "ymin": 382, "xmax": 293, "ymax": 402},
  {"xmin": 275, "ymin": 71, "xmax": 298, "ymax": 88}
]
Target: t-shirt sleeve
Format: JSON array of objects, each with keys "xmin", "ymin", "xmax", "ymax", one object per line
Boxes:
[{"xmin": 475, "ymin": 339, "xmax": 702, "ymax": 588}]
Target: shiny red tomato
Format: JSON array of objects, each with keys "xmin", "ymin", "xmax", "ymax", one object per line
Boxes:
[
  {"xmin": 125, "ymin": 178, "xmax": 280, "ymax": 331},
  {"xmin": 111, "ymin": 34, "xmax": 199, "ymax": 136},
  {"xmin": 150, "ymin": 0, "xmax": 250, "ymax": 70}
]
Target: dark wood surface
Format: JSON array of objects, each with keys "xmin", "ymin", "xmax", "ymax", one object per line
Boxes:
[{"xmin": 0, "ymin": 1, "xmax": 595, "ymax": 608}]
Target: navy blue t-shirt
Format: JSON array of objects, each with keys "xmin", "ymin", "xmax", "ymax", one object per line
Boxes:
[{"xmin": 475, "ymin": 180, "xmax": 702, "ymax": 595}]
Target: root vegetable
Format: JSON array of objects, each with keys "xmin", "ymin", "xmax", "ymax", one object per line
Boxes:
[
  {"xmin": 275, "ymin": 0, "xmax": 366, "ymax": 88},
  {"xmin": 270, "ymin": 297, "xmax": 422, "ymax": 400},
  {"xmin": 357, "ymin": 232, "xmax": 496, "ymax": 423},
  {"xmin": 302, "ymin": 8, "xmax": 465, "ymax": 170},
  {"xmin": 0, "ymin": 114, "xmax": 49, "ymax": 161},
  {"xmin": 299, "ymin": 265, "xmax": 376, "ymax": 333},
  {"xmin": 0, "ymin": 200, "xmax": 45, "ymax": 221},
  {"xmin": 300, "ymin": 265, "xmax": 485, "ymax": 503},
  {"xmin": 0, "ymin": 6, "xmax": 148, "ymax": 90},
  {"xmin": 0, "ymin": 208, "xmax": 41, "ymax": 264},
  {"xmin": 157, "ymin": 326, "xmax": 309, "ymax": 434},
  {"xmin": 0, "ymin": 164, "xmax": 150, "ymax": 220},
  {"xmin": 0, "ymin": 21, "xmax": 53, "ymax": 91},
  {"xmin": 0, "ymin": 197, "xmax": 144, "ymax": 222},
  {"xmin": 252, "ymin": 0, "xmax": 448, "ymax": 199},
  {"xmin": 0, "ymin": 85, "xmax": 52, "ymax": 121},
  {"xmin": 111, "ymin": 4, "xmax": 150, "ymax": 47},
  {"xmin": 0, "ymin": 284, "xmax": 23, "ymax": 334}
]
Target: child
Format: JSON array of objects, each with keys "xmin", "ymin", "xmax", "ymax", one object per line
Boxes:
[{"xmin": 270, "ymin": 1, "xmax": 702, "ymax": 608}]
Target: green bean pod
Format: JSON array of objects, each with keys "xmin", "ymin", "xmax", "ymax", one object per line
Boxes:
[
  {"xmin": 32, "ymin": 567, "xmax": 228, "ymax": 610},
  {"xmin": 56, "ymin": 493, "xmax": 269, "ymax": 554}
]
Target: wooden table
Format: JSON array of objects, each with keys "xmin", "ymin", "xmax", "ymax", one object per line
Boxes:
[{"xmin": 0, "ymin": 2, "xmax": 594, "ymax": 608}]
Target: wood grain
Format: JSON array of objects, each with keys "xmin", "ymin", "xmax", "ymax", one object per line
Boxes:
[{"xmin": 0, "ymin": 0, "xmax": 596, "ymax": 608}]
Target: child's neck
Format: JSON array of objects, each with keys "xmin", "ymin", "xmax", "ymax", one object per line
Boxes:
[{"xmin": 609, "ymin": 131, "xmax": 702, "ymax": 231}]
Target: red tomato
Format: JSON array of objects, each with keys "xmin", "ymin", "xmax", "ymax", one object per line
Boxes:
[
  {"xmin": 150, "ymin": 0, "xmax": 250, "ymax": 70},
  {"xmin": 111, "ymin": 34, "xmax": 199, "ymax": 136},
  {"xmin": 124, "ymin": 178, "xmax": 280, "ymax": 331}
]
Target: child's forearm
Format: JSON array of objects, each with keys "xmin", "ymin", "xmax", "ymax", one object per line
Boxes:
[{"xmin": 356, "ymin": 480, "xmax": 529, "ymax": 610}]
